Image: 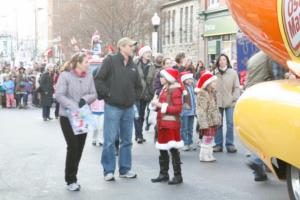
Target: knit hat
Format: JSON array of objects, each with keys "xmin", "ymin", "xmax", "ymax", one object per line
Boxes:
[
  {"xmin": 195, "ymin": 71, "xmax": 217, "ymax": 93},
  {"xmin": 160, "ymin": 68, "xmax": 179, "ymax": 83},
  {"xmin": 138, "ymin": 45, "xmax": 152, "ymax": 57}
]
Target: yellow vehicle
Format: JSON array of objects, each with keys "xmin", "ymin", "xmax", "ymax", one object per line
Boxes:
[
  {"xmin": 226, "ymin": 0, "xmax": 300, "ymax": 199},
  {"xmin": 234, "ymin": 80, "xmax": 300, "ymax": 200}
]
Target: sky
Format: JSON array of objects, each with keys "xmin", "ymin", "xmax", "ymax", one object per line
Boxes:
[{"xmin": 0, "ymin": 0, "xmax": 36, "ymax": 38}]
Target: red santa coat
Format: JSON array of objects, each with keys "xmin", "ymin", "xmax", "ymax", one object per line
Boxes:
[{"xmin": 155, "ymin": 83, "xmax": 184, "ymax": 150}]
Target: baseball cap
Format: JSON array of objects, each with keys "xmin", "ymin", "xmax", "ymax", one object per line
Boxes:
[{"xmin": 117, "ymin": 37, "xmax": 138, "ymax": 49}]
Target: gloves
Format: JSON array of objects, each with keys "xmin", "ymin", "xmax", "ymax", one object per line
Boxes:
[{"xmin": 78, "ymin": 98, "xmax": 86, "ymax": 108}]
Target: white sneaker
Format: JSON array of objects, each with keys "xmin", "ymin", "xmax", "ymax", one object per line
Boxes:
[
  {"xmin": 190, "ymin": 144, "xmax": 197, "ymax": 151},
  {"xmin": 197, "ymin": 140, "xmax": 202, "ymax": 147},
  {"xmin": 104, "ymin": 173, "xmax": 115, "ymax": 181},
  {"xmin": 182, "ymin": 145, "xmax": 190, "ymax": 151},
  {"xmin": 119, "ymin": 171, "xmax": 137, "ymax": 179},
  {"xmin": 67, "ymin": 183, "xmax": 80, "ymax": 191}
]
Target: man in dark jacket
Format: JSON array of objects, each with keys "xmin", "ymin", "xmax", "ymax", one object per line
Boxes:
[
  {"xmin": 173, "ymin": 52, "xmax": 187, "ymax": 72},
  {"xmin": 40, "ymin": 64, "xmax": 54, "ymax": 121},
  {"xmin": 94, "ymin": 37, "xmax": 142, "ymax": 181},
  {"xmin": 134, "ymin": 46, "xmax": 156, "ymax": 143}
]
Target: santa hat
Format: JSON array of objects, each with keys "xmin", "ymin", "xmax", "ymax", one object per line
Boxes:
[
  {"xmin": 160, "ymin": 68, "xmax": 179, "ymax": 83},
  {"xmin": 195, "ymin": 71, "xmax": 217, "ymax": 93},
  {"xmin": 181, "ymin": 71, "xmax": 193, "ymax": 95},
  {"xmin": 181, "ymin": 71, "xmax": 193, "ymax": 82},
  {"xmin": 138, "ymin": 45, "xmax": 152, "ymax": 57}
]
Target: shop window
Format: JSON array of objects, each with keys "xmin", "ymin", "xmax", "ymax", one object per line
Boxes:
[
  {"xmin": 208, "ymin": 35, "xmax": 221, "ymax": 41},
  {"xmin": 209, "ymin": 0, "xmax": 219, "ymax": 9},
  {"xmin": 222, "ymin": 34, "xmax": 231, "ymax": 41}
]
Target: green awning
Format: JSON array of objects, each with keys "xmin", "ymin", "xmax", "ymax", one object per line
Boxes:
[{"xmin": 203, "ymin": 15, "xmax": 239, "ymax": 37}]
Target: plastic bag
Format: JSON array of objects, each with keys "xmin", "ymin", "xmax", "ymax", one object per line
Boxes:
[{"xmin": 66, "ymin": 104, "xmax": 98, "ymax": 135}]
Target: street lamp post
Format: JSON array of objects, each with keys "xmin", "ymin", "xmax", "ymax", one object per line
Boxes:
[{"xmin": 151, "ymin": 13, "xmax": 160, "ymax": 55}]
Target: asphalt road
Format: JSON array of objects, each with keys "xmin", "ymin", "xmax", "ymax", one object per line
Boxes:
[{"xmin": 0, "ymin": 108, "xmax": 289, "ymax": 200}]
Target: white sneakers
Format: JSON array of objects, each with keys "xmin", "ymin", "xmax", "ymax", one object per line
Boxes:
[
  {"xmin": 199, "ymin": 144, "xmax": 216, "ymax": 162},
  {"xmin": 104, "ymin": 173, "xmax": 115, "ymax": 181},
  {"xmin": 104, "ymin": 171, "xmax": 137, "ymax": 181},
  {"xmin": 67, "ymin": 183, "xmax": 81, "ymax": 191},
  {"xmin": 182, "ymin": 145, "xmax": 190, "ymax": 151},
  {"xmin": 183, "ymin": 144, "xmax": 197, "ymax": 151},
  {"xmin": 119, "ymin": 171, "xmax": 137, "ymax": 179}
]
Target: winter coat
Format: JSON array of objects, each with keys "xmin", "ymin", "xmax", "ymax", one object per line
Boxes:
[
  {"xmin": 153, "ymin": 69, "xmax": 163, "ymax": 96},
  {"xmin": 16, "ymin": 73, "xmax": 27, "ymax": 93},
  {"xmin": 40, "ymin": 72, "xmax": 54, "ymax": 107},
  {"xmin": 136, "ymin": 59, "xmax": 156, "ymax": 102},
  {"xmin": 3, "ymin": 80, "xmax": 15, "ymax": 94},
  {"xmin": 181, "ymin": 84, "xmax": 196, "ymax": 116},
  {"xmin": 155, "ymin": 82, "xmax": 184, "ymax": 150},
  {"xmin": 215, "ymin": 68, "xmax": 240, "ymax": 108},
  {"xmin": 196, "ymin": 89, "xmax": 221, "ymax": 129},
  {"xmin": 245, "ymin": 51, "xmax": 273, "ymax": 88},
  {"xmin": 94, "ymin": 52, "xmax": 142, "ymax": 108},
  {"xmin": 56, "ymin": 71, "xmax": 97, "ymax": 117}
]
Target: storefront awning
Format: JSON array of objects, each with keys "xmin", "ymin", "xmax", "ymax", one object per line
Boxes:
[{"xmin": 203, "ymin": 15, "xmax": 239, "ymax": 37}]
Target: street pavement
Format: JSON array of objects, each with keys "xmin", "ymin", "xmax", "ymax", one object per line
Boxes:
[{"xmin": 0, "ymin": 108, "xmax": 289, "ymax": 200}]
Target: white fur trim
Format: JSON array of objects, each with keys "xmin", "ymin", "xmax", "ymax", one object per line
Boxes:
[
  {"xmin": 195, "ymin": 88, "xmax": 201, "ymax": 93},
  {"xmin": 181, "ymin": 73, "xmax": 193, "ymax": 82},
  {"xmin": 202, "ymin": 76, "xmax": 217, "ymax": 89},
  {"xmin": 161, "ymin": 103, "xmax": 168, "ymax": 114},
  {"xmin": 160, "ymin": 70, "xmax": 176, "ymax": 83},
  {"xmin": 156, "ymin": 140, "xmax": 184, "ymax": 150},
  {"xmin": 183, "ymin": 90, "xmax": 188, "ymax": 96}
]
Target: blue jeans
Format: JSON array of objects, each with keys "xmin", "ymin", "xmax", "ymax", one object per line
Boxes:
[
  {"xmin": 215, "ymin": 107, "xmax": 234, "ymax": 147},
  {"xmin": 101, "ymin": 104, "xmax": 134, "ymax": 175},
  {"xmin": 180, "ymin": 115, "xmax": 194, "ymax": 146}
]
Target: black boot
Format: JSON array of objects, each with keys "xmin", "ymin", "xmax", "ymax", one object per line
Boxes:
[
  {"xmin": 151, "ymin": 152, "xmax": 169, "ymax": 183},
  {"xmin": 168, "ymin": 149, "xmax": 183, "ymax": 185}
]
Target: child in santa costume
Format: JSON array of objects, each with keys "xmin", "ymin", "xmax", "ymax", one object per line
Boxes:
[
  {"xmin": 180, "ymin": 71, "xmax": 197, "ymax": 151},
  {"xmin": 150, "ymin": 68, "xmax": 184, "ymax": 185},
  {"xmin": 195, "ymin": 71, "xmax": 221, "ymax": 162}
]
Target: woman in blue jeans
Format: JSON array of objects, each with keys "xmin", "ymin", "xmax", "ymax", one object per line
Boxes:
[{"xmin": 214, "ymin": 54, "xmax": 240, "ymax": 153}]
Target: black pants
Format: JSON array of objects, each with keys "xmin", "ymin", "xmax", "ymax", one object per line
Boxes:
[
  {"xmin": 60, "ymin": 117, "xmax": 87, "ymax": 184},
  {"xmin": 134, "ymin": 99, "xmax": 149, "ymax": 139},
  {"xmin": 42, "ymin": 106, "xmax": 51, "ymax": 119},
  {"xmin": 32, "ymin": 91, "xmax": 40, "ymax": 107},
  {"xmin": 54, "ymin": 101, "xmax": 60, "ymax": 118},
  {"xmin": 16, "ymin": 93, "xmax": 25, "ymax": 107}
]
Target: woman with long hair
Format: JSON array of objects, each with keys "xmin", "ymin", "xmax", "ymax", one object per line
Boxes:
[
  {"xmin": 56, "ymin": 52, "xmax": 97, "ymax": 191},
  {"xmin": 213, "ymin": 54, "xmax": 240, "ymax": 153}
]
